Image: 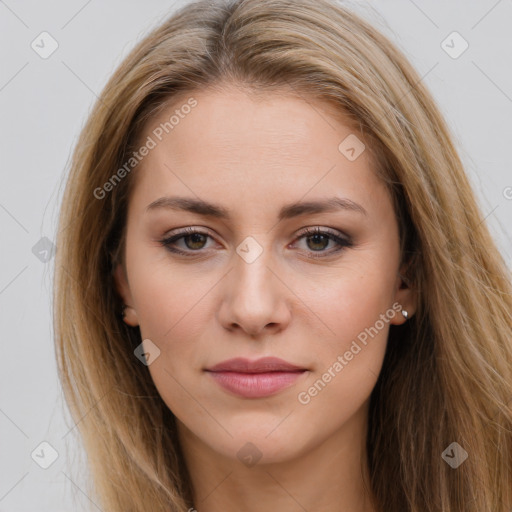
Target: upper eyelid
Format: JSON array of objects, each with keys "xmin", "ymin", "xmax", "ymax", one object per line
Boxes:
[
  {"xmin": 161, "ymin": 226, "xmax": 349, "ymax": 242},
  {"xmin": 160, "ymin": 227, "xmax": 352, "ymax": 253},
  {"xmin": 162, "ymin": 224, "xmax": 349, "ymax": 236}
]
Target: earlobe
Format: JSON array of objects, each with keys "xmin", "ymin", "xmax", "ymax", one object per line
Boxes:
[
  {"xmin": 390, "ymin": 265, "xmax": 416, "ymax": 325},
  {"xmin": 113, "ymin": 263, "xmax": 139, "ymax": 327},
  {"xmin": 121, "ymin": 305, "xmax": 139, "ymax": 327}
]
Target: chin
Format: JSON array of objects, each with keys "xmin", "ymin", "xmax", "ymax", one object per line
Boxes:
[{"xmin": 208, "ymin": 425, "xmax": 314, "ymax": 467}]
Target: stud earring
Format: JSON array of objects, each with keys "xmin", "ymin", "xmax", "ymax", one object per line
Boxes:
[
  {"xmin": 121, "ymin": 304, "xmax": 127, "ymax": 318},
  {"xmin": 401, "ymin": 309, "xmax": 409, "ymax": 320}
]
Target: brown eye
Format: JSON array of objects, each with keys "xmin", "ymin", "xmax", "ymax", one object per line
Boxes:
[
  {"xmin": 294, "ymin": 227, "xmax": 353, "ymax": 258},
  {"xmin": 159, "ymin": 228, "xmax": 214, "ymax": 255},
  {"xmin": 182, "ymin": 233, "xmax": 208, "ymax": 250},
  {"xmin": 305, "ymin": 233, "xmax": 330, "ymax": 251}
]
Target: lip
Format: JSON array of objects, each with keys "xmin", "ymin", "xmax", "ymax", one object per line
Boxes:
[
  {"xmin": 206, "ymin": 357, "xmax": 306, "ymax": 373},
  {"xmin": 205, "ymin": 357, "xmax": 308, "ymax": 398}
]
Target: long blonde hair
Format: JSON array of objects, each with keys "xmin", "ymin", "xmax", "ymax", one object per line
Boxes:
[{"xmin": 53, "ymin": 0, "xmax": 512, "ymax": 510}]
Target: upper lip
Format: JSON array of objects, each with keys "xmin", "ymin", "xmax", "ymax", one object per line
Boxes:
[{"xmin": 206, "ymin": 357, "xmax": 306, "ymax": 373}]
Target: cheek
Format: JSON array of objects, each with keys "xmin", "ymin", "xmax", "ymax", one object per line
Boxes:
[
  {"xmin": 134, "ymin": 276, "xmax": 207, "ymax": 341},
  {"xmin": 130, "ymin": 267, "xmax": 213, "ymax": 422},
  {"xmin": 291, "ymin": 253, "xmax": 397, "ymax": 403},
  {"xmin": 293, "ymin": 277, "xmax": 394, "ymax": 433},
  {"xmin": 295, "ymin": 253, "xmax": 398, "ymax": 346},
  {"xmin": 127, "ymin": 254, "xmax": 222, "ymax": 406},
  {"xmin": 126, "ymin": 239, "xmax": 211, "ymax": 341}
]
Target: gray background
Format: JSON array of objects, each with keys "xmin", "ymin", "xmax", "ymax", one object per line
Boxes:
[{"xmin": 1, "ymin": 0, "xmax": 511, "ymax": 510}]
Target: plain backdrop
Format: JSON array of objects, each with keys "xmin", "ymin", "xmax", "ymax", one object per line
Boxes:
[{"xmin": 1, "ymin": 0, "xmax": 511, "ymax": 510}]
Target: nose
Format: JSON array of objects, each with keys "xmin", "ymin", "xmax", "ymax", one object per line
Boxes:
[{"xmin": 217, "ymin": 247, "xmax": 292, "ymax": 338}]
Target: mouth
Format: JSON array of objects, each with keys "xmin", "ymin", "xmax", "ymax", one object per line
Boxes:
[{"xmin": 204, "ymin": 357, "xmax": 308, "ymax": 398}]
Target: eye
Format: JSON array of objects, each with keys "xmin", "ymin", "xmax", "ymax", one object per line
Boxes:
[
  {"xmin": 292, "ymin": 226, "xmax": 353, "ymax": 258},
  {"xmin": 159, "ymin": 226, "xmax": 353, "ymax": 258},
  {"xmin": 159, "ymin": 227, "xmax": 214, "ymax": 255}
]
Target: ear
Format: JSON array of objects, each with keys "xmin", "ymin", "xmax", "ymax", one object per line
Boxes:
[
  {"xmin": 113, "ymin": 263, "xmax": 139, "ymax": 327},
  {"xmin": 389, "ymin": 261, "xmax": 417, "ymax": 326}
]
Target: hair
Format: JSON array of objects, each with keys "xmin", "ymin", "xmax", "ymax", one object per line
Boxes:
[{"xmin": 53, "ymin": 0, "xmax": 512, "ymax": 510}]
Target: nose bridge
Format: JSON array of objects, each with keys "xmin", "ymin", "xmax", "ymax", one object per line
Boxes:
[
  {"xmin": 218, "ymin": 234, "xmax": 290, "ymax": 335},
  {"xmin": 232, "ymin": 235, "xmax": 277, "ymax": 302}
]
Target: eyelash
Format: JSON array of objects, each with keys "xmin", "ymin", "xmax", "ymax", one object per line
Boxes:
[{"xmin": 158, "ymin": 226, "xmax": 353, "ymax": 259}]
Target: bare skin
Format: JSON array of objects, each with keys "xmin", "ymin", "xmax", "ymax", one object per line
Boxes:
[{"xmin": 114, "ymin": 83, "xmax": 416, "ymax": 512}]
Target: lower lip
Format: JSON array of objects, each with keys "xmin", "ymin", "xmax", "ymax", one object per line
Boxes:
[{"xmin": 206, "ymin": 370, "xmax": 306, "ymax": 398}]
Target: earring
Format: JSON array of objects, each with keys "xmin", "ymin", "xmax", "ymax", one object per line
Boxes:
[
  {"xmin": 401, "ymin": 309, "xmax": 409, "ymax": 320},
  {"xmin": 121, "ymin": 304, "xmax": 127, "ymax": 318}
]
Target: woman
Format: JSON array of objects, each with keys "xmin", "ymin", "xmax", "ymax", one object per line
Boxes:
[{"xmin": 53, "ymin": 0, "xmax": 512, "ymax": 510}]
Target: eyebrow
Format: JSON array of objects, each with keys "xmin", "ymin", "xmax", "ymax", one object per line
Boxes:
[{"xmin": 145, "ymin": 195, "xmax": 367, "ymax": 221}]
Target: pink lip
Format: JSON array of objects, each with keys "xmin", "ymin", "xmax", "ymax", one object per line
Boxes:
[
  {"xmin": 207, "ymin": 356, "xmax": 305, "ymax": 373},
  {"xmin": 205, "ymin": 357, "xmax": 308, "ymax": 398}
]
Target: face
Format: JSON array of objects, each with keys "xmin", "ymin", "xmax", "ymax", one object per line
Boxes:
[{"xmin": 114, "ymin": 84, "xmax": 414, "ymax": 466}]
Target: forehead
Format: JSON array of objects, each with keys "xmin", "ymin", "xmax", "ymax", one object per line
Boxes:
[{"xmin": 128, "ymin": 85, "xmax": 388, "ymax": 220}]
